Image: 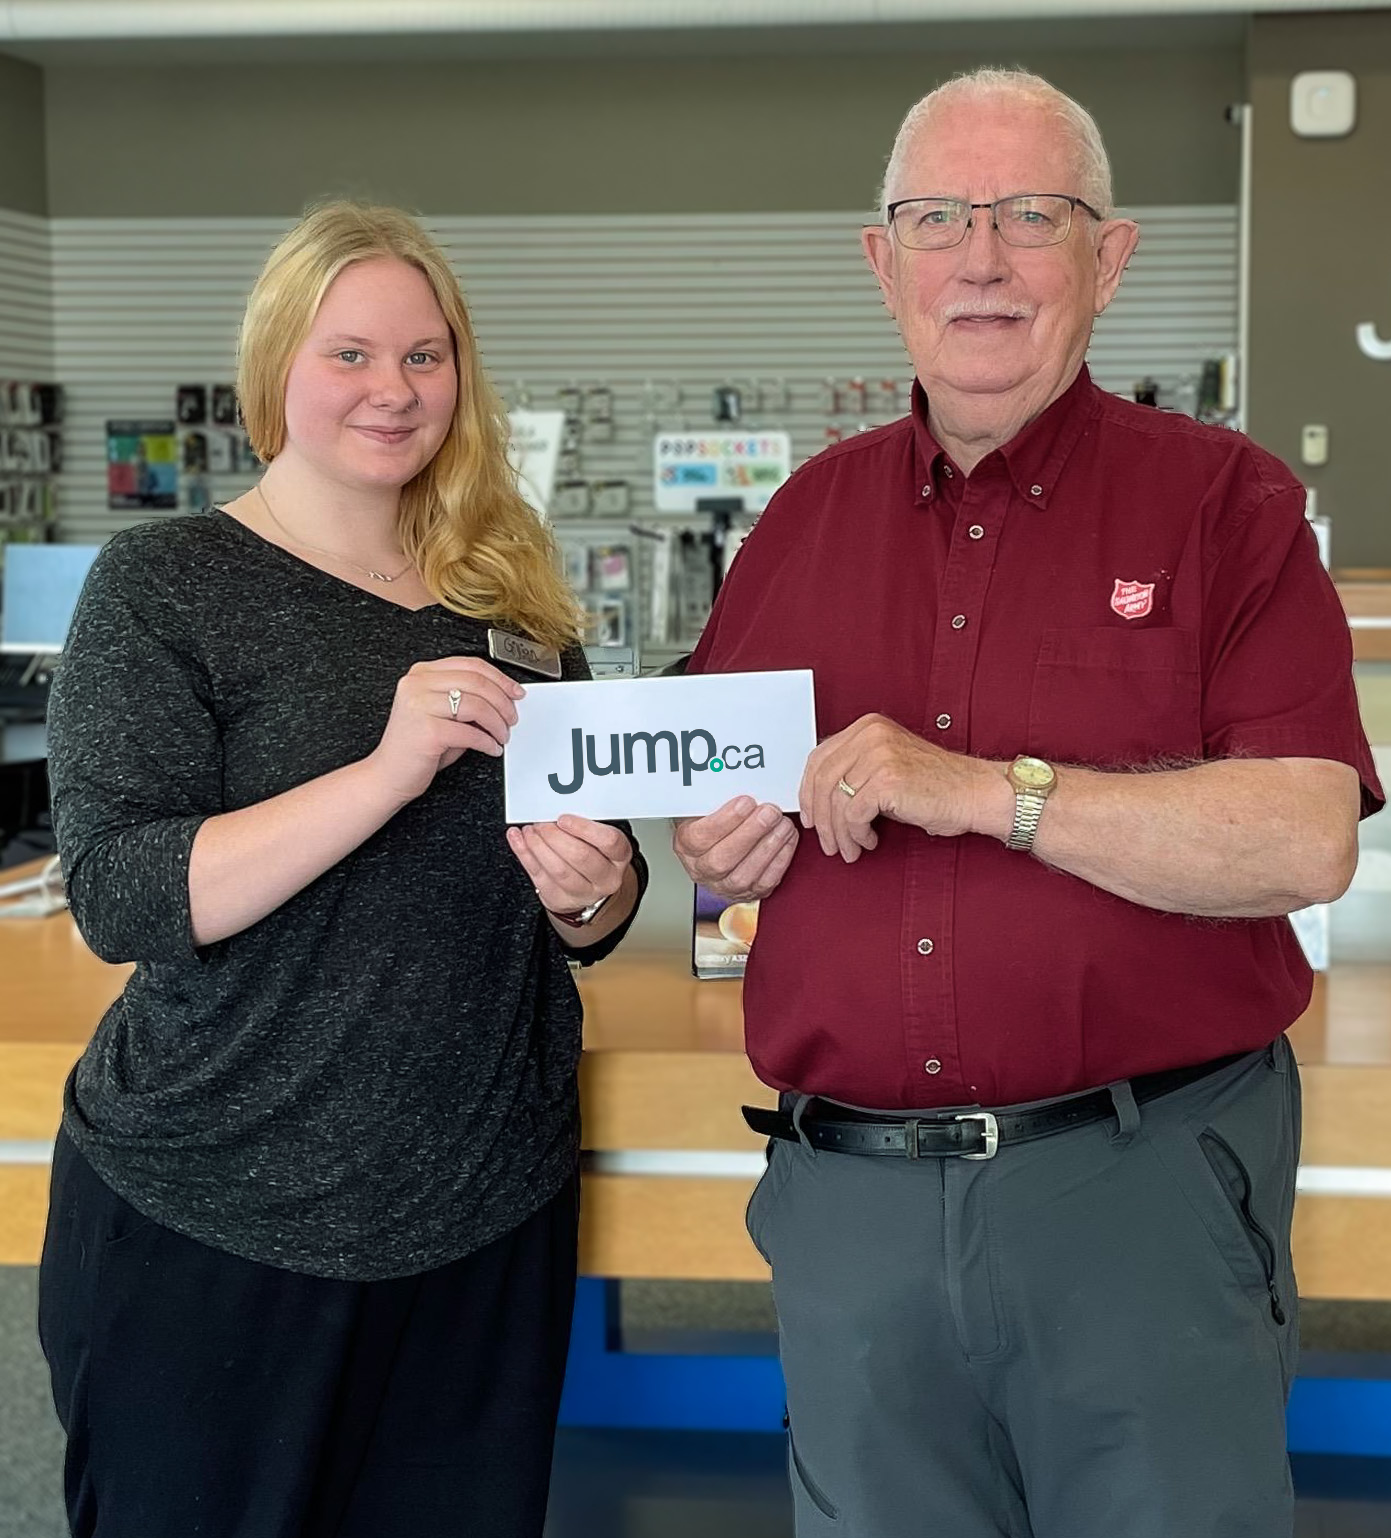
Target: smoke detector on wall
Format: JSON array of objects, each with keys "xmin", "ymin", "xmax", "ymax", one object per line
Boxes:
[{"xmin": 1290, "ymin": 71, "xmax": 1356, "ymax": 138}]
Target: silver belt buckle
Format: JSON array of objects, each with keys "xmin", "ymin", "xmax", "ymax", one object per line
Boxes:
[{"xmin": 955, "ymin": 1111, "xmax": 1000, "ymax": 1160}]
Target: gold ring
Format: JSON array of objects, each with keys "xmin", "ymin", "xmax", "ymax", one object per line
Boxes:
[
  {"xmin": 837, "ymin": 778, "xmax": 857, "ymax": 798},
  {"xmin": 447, "ymin": 688, "xmax": 462, "ymax": 719}
]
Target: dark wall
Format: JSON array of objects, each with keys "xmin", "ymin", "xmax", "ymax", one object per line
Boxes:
[
  {"xmin": 1247, "ymin": 12, "xmax": 1391, "ymax": 572},
  {"xmin": 38, "ymin": 43, "xmax": 1242, "ymax": 219},
  {"xmin": 0, "ymin": 53, "xmax": 47, "ymax": 214}
]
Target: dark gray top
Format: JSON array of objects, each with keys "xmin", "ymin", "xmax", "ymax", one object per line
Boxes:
[{"xmin": 47, "ymin": 510, "xmax": 643, "ymax": 1281}]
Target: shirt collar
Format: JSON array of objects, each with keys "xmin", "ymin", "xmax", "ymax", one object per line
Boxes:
[{"xmin": 911, "ymin": 365, "xmax": 1099, "ymax": 509}]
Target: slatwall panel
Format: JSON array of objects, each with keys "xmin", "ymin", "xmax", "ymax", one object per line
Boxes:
[
  {"xmin": 0, "ymin": 208, "xmax": 53, "ymax": 379},
  {"xmin": 1089, "ymin": 207, "xmax": 1237, "ymax": 394},
  {"xmin": 41, "ymin": 207, "xmax": 1235, "ymax": 544}
]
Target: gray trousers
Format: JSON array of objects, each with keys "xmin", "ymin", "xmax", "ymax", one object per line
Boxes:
[{"xmin": 747, "ymin": 1039, "xmax": 1301, "ymax": 1538}]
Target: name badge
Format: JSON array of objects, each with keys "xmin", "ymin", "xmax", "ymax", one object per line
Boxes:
[{"xmin": 487, "ymin": 628, "xmax": 562, "ymax": 680}]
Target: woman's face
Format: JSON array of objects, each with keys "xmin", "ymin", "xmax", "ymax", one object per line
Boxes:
[{"xmin": 282, "ymin": 256, "xmax": 459, "ymax": 492}]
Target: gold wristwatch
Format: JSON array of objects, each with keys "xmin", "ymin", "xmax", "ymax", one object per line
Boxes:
[{"xmin": 1005, "ymin": 755, "xmax": 1057, "ymax": 853}]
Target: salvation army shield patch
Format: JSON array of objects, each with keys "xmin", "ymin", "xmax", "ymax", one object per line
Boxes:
[{"xmin": 1110, "ymin": 579, "xmax": 1155, "ymax": 620}]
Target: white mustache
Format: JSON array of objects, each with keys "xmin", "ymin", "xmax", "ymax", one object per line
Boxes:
[{"xmin": 938, "ymin": 299, "xmax": 1036, "ymax": 322}]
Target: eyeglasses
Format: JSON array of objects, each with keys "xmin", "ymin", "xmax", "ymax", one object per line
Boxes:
[{"xmin": 885, "ymin": 194, "xmax": 1104, "ymax": 251}]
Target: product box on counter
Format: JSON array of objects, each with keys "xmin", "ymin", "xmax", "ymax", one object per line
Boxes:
[{"xmin": 692, "ymin": 884, "xmax": 759, "ymax": 979}]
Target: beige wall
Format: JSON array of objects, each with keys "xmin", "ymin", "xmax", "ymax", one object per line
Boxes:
[
  {"xmin": 0, "ymin": 54, "xmax": 46, "ymax": 214},
  {"xmin": 1247, "ymin": 13, "xmax": 1391, "ymax": 572},
  {"xmin": 38, "ymin": 44, "xmax": 1242, "ymax": 219}
]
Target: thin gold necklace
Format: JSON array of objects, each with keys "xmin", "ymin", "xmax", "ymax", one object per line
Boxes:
[{"xmin": 255, "ymin": 484, "xmax": 413, "ymax": 584}]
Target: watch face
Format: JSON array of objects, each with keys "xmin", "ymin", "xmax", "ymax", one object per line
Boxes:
[{"xmin": 1012, "ymin": 756, "xmax": 1055, "ymax": 789}]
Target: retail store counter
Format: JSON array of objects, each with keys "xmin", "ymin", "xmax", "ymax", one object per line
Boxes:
[
  {"xmin": 3, "ymin": 869, "xmax": 1391, "ymax": 1297},
  {"xmin": 1339, "ymin": 580, "xmax": 1391, "ymax": 662},
  {"xmin": 0, "ymin": 871, "xmax": 774, "ymax": 1276}
]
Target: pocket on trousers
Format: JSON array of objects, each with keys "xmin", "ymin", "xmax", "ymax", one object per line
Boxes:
[
  {"xmin": 1150, "ymin": 1117, "xmax": 1290, "ymax": 1328},
  {"xmin": 102, "ymin": 1214, "xmax": 159, "ymax": 1251},
  {"xmin": 787, "ymin": 1415, "xmax": 840, "ymax": 1522},
  {"xmin": 745, "ymin": 1139, "xmax": 794, "ymax": 1265},
  {"xmin": 99, "ymin": 1186, "xmax": 164, "ymax": 1252},
  {"xmin": 1197, "ymin": 1128, "xmax": 1288, "ymax": 1326}
]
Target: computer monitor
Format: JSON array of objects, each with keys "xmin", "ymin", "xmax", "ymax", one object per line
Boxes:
[{"xmin": 0, "ymin": 543, "xmax": 103, "ymax": 654}]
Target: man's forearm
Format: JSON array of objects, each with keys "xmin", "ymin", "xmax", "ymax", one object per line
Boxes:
[{"xmin": 971, "ymin": 756, "xmax": 1360, "ymax": 918}]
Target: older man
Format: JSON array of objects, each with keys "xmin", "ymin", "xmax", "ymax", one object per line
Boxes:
[{"xmin": 673, "ymin": 69, "xmax": 1382, "ymax": 1538}]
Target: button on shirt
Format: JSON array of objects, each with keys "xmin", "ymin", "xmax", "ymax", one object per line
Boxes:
[{"xmin": 688, "ymin": 368, "xmax": 1382, "ymax": 1110}]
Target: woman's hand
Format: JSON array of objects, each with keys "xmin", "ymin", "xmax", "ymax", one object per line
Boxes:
[
  {"xmin": 672, "ymin": 796, "xmax": 798, "ymax": 902},
  {"xmin": 507, "ymin": 815, "xmax": 633, "ymax": 918},
  {"xmin": 364, "ymin": 657, "xmax": 524, "ymax": 807}
]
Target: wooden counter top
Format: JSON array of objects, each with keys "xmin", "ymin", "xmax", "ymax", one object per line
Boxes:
[
  {"xmin": 0, "ymin": 871, "xmax": 767, "ymax": 1151},
  {"xmin": 1337, "ymin": 579, "xmax": 1391, "ymax": 662},
  {"xmin": 6, "ymin": 869, "xmax": 1391, "ymax": 1291},
  {"xmin": 6, "ymin": 899, "xmax": 1387, "ymax": 1068}
]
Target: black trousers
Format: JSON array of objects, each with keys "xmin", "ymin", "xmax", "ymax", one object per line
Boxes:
[{"xmin": 38, "ymin": 1131, "xmax": 579, "ymax": 1538}]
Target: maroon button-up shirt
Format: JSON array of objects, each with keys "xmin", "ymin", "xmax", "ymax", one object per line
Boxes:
[{"xmin": 689, "ymin": 369, "xmax": 1383, "ymax": 1110}]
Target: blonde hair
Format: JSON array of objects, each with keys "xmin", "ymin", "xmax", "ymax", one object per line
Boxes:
[
  {"xmin": 236, "ymin": 201, "xmax": 581, "ymax": 649},
  {"xmin": 878, "ymin": 67, "xmax": 1114, "ymax": 221}
]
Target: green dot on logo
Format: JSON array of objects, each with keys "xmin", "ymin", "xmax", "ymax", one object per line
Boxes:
[{"xmin": 710, "ymin": 758, "xmax": 724, "ymax": 771}]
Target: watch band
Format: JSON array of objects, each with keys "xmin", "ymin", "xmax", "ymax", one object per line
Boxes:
[
  {"xmin": 549, "ymin": 892, "xmax": 612, "ymax": 929},
  {"xmin": 1006, "ymin": 790, "xmax": 1049, "ymax": 853}
]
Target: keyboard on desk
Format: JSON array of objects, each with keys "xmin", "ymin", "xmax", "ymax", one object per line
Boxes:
[
  {"xmin": 0, "ymin": 658, "xmax": 51, "ymax": 719},
  {"xmin": 0, "ymin": 664, "xmax": 47, "ymax": 716}
]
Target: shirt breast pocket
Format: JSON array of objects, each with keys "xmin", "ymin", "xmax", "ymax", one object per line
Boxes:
[{"xmin": 1027, "ymin": 627, "xmax": 1201, "ymax": 767}]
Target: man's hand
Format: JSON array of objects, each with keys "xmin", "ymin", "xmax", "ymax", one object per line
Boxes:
[
  {"xmin": 672, "ymin": 796, "xmax": 799, "ymax": 902},
  {"xmin": 800, "ymin": 714, "xmax": 1004, "ymax": 862}
]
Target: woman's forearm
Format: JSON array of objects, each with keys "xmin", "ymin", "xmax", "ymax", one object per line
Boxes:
[
  {"xmin": 188, "ymin": 758, "xmax": 404, "ymax": 945},
  {"xmin": 546, "ymin": 859, "xmax": 641, "ymax": 949}
]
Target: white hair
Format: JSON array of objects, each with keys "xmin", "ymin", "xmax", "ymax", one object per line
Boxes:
[{"xmin": 876, "ymin": 68, "xmax": 1114, "ymax": 222}]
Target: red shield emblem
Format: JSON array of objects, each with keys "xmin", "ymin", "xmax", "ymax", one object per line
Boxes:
[{"xmin": 1110, "ymin": 579, "xmax": 1154, "ymax": 620}]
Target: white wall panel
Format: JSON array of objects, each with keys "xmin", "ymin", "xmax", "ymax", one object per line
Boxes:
[
  {"xmin": 38, "ymin": 206, "xmax": 1235, "ymax": 543},
  {"xmin": 0, "ymin": 208, "xmax": 53, "ymax": 379}
]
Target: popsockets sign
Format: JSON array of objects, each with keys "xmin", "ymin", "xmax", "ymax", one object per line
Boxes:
[
  {"xmin": 503, "ymin": 670, "xmax": 816, "ymax": 822},
  {"xmin": 652, "ymin": 432, "xmax": 792, "ymax": 513}
]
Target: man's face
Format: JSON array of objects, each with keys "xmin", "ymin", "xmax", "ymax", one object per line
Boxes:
[{"xmin": 862, "ymin": 99, "xmax": 1138, "ymax": 421}]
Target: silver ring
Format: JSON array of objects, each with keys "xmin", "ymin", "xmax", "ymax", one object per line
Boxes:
[
  {"xmin": 447, "ymin": 688, "xmax": 462, "ymax": 719},
  {"xmin": 837, "ymin": 778, "xmax": 857, "ymax": 798}
]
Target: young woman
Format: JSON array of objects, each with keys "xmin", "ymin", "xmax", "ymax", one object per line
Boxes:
[{"xmin": 39, "ymin": 202, "xmax": 645, "ymax": 1538}]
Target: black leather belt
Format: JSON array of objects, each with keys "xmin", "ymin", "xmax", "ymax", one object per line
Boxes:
[{"xmin": 742, "ymin": 1051, "xmax": 1251, "ymax": 1161}]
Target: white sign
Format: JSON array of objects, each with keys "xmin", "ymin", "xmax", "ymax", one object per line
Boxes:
[
  {"xmin": 1289, "ymin": 904, "xmax": 1329, "ymax": 971},
  {"xmin": 653, "ymin": 431, "xmax": 791, "ymax": 513},
  {"xmin": 507, "ymin": 410, "xmax": 567, "ymax": 515},
  {"xmin": 1356, "ymin": 322, "xmax": 1391, "ymax": 362},
  {"xmin": 504, "ymin": 670, "xmax": 816, "ymax": 822}
]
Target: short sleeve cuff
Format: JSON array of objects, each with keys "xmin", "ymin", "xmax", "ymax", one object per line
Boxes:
[{"xmin": 1205, "ymin": 728, "xmax": 1384, "ymax": 819}]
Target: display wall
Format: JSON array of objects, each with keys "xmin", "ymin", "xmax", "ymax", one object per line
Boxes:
[
  {"xmin": 1247, "ymin": 11, "xmax": 1391, "ymax": 572},
  {"xmin": 0, "ymin": 211, "xmax": 51, "ymax": 379},
  {"xmin": 4, "ymin": 17, "xmax": 1318, "ymax": 583},
  {"xmin": 0, "ymin": 22, "xmax": 1252, "ymax": 622},
  {"xmin": 29, "ymin": 206, "xmax": 1234, "ymax": 550}
]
